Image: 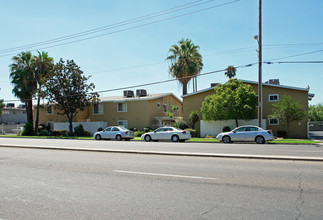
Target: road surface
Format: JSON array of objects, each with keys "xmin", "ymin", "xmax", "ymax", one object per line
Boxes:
[{"xmin": 0, "ymin": 147, "xmax": 322, "ymax": 219}]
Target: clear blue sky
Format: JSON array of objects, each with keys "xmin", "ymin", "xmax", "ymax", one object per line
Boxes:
[{"xmin": 1, "ymin": 0, "xmax": 322, "ymax": 105}]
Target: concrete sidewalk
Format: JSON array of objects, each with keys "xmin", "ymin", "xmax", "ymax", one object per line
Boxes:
[{"xmin": 1, "ymin": 143, "xmax": 323, "ymax": 162}]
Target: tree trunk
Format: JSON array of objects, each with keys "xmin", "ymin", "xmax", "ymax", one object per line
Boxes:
[
  {"xmin": 235, "ymin": 118, "xmax": 239, "ymax": 127},
  {"xmin": 34, "ymin": 94, "xmax": 41, "ymax": 135},
  {"xmin": 69, "ymin": 119, "xmax": 73, "ymax": 134},
  {"xmin": 26, "ymin": 99, "xmax": 33, "ymax": 126},
  {"xmin": 182, "ymin": 81, "xmax": 188, "ymax": 96},
  {"xmin": 286, "ymin": 122, "xmax": 290, "ymax": 139}
]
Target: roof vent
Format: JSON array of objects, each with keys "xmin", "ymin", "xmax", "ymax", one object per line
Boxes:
[
  {"xmin": 266, "ymin": 79, "xmax": 280, "ymax": 85},
  {"xmin": 210, "ymin": 83, "xmax": 219, "ymax": 88},
  {"xmin": 136, "ymin": 89, "xmax": 147, "ymax": 97},
  {"xmin": 123, "ymin": 90, "xmax": 134, "ymax": 98}
]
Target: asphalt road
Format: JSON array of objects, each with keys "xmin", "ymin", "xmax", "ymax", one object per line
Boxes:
[
  {"xmin": 1, "ymin": 147, "xmax": 323, "ymax": 219},
  {"xmin": 0, "ymin": 137, "xmax": 323, "ymax": 158}
]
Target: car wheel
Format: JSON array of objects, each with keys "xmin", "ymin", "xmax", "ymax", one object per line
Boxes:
[
  {"xmin": 222, "ymin": 135, "xmax": 231, "ymax": 143},
  {"xmin": 255, "ymin": 136, "xmax": 265, "ymax": 144},
  {"xmin": 171, "ymin": 135, "xmax": 179, "ymax": 142},
  {"xmin": 144, "ymin": 135, "xmax": 152, "ymax": 142},
  {"xmin": 95, "ymin": 134, "xmax": 101, "ymax": 140},
  {"xmin": 116, "ymin": 135, "xmax": 122, "ymax": 141}
]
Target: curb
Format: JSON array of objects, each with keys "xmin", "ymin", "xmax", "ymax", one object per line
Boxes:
[{"xmin": 1, "ymin": 144, "xmax": 323, "ymax": 162}]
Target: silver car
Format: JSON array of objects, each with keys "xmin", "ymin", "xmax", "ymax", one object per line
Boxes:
[
  {"xmin": 141, "ymin": 127, "xmax": 191, "ymax": 142},
  {"xmin": 216, "ymin": 125, "xmax": 274, "ymax": 144},
  {"xmin": 94, "ymin": 126, "xmax": 134, "ymax": 141}
]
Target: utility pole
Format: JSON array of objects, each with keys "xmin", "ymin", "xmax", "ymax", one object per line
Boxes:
[{"xmin": 257, "ymin": 0, "xmax": 262, "ymax": 128}]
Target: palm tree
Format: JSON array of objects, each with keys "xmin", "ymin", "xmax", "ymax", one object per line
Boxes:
[
  {"xmin": 166, "ymin": 39, "xmax": 203, "ymax": 95},
  {"xmin": 224, "ymin": 65, "xmax": 236, "ymax": 79},
  {"xmin": 34, "ymin": 51, "xmax": 54, "ymax": 135},
  {"xmin": 9, "ymin": 51, "xmax": 37, "ymax": 126}
]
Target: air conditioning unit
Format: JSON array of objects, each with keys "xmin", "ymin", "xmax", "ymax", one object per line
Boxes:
[
  {"xmin": 268, "ymin": 79, "xmax": 280, "ymax": 85},
  {"xmin": 136, "ymin": 89, "xmax": 147, "ymax": 97},
  {"xmin": 123, "ymin": 90, "xmax": 134, "ymax": 98}
]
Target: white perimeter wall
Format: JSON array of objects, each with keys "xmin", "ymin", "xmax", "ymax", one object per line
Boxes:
[
  {"xmin": 200, "ymin": 119, "xmax": 267, "ymax": 137},
  {"xmin": 53, "ymin": 121, "xmax": 107, "ymax": 135}
]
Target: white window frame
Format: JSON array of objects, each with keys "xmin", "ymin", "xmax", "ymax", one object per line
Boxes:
[
  {"xmin": 269, "ymin": 118, "xmax": 279, "ymax": 125},
  {"xmin": 46, "ymin": 106, "xmax": 54, "ymax": 115},
  {"xmin": 117, "ymin": 120, "xmax": 128, "ymax": 128},
  {"xmin": 163, "ymin": 104, "xmax": 167, "ymax": 113},
  {"xmin": 268, "ymin": 94, "xmax": 279, "ymax": 102},
  {"xmin": 157, "ymin": 103, "xmax": 161, "ymax": 108},
  {"xmin": 93, "ymin": 103, "xmax": 104, "ymax": 115},
  {"xmin": 117, "ymin": 102, "xmax": 127, "ymax": 112}
]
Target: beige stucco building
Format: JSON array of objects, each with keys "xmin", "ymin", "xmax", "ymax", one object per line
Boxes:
[
  {"xmin": 35, "ymin": 91, "xmax": 182, "ymax": 131},
  {"xmin": 182, "ymin": 79, "xmax": 314, "ymax": 138}
]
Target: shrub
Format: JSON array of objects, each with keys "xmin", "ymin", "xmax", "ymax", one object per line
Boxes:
[
  {"xmin": 21, "ymin": 122, "xmax": 34, "ymax": 136},
  {"xmin": 176, "ymin": 120, "xmax": 189, "ymax": 130},
  {"xmin": 97, "ymin": 127, "xmax": 104, "ymax": 131},
  {"xmin": 144, "ymin": 127, "xmax": 152, "ymax": 132},
  {"xmin": 83, "ymin": 130, "xmax": 91, "ymax": 137},
  {"xmin": 74, "ymin": 124, "xmax": 85, "ymax": 136},
  {"xmin": 134, "ymin": 131, "xmax": 145, "ymax": 137},
  {"xmin": 277, "ymin": 131, "xmax": 286, "ymax": 138},
  {"xmin": 129, "ymin": 128, "xmax": 138, "ymax": 131},
  {"xmin": 185, "ymin": 128, "xmax": 198, "ymax": 137},
  {"xmin": 222, "ymin": 126, "xmax": 231, "ymax": 132},
  {"xmin": 52, "ymin": 130, "xmax": 68, "ymax": 136}
]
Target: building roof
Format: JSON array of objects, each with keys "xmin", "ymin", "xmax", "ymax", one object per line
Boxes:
[
  {"xmin": 98, "ymin": 93, "xmax": 182, "ymax": 103},
  {"xmin": 182, "ymin": 79, "xmax": 315, "ymax": 100}
]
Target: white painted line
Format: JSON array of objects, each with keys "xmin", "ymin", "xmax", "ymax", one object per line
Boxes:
[{"xmin": 114, "ymin": 170, "xmax": 216, "ymax": 180}]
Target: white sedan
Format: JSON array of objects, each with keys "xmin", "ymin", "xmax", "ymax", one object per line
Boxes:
[
  {"xmin": 141, "ymin": 127, "xmax": 191, "ymax": 142},
  {"xmin": 216, "ymin": 125, "xmax": 274, "ymax": 144},
  {"xmin": 94, "ymin": 126, "xmax": 134, "ymax": 141}
]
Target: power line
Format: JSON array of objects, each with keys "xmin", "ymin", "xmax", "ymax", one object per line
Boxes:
[
  {"xmin": 1, "ymin": 62, "xmax": 251, "ymax": 102},
  {"xmin": 0, "ymin": 0, "xmax": 239, "ymax": 57}
]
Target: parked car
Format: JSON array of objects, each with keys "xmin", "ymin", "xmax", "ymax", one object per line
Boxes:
[
  {"xmin": 141, "ymin": 126, "xmax": 191, "ymax": 142},
  {"xmin": 94, "ymin": 126, "xmax": 134, "ymax": 141},
  {"xmin": 216, "ymin": 125, "xmax": 274, "ymax": 144}
]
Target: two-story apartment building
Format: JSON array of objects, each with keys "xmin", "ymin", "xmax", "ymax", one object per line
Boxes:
[
  {"xmin": 182, "ymin": 79, "xmax": 314, "ymax": 138},
  {"xmin": 36, "ymin": 90, "xmax": 182, "ymax": 132}
]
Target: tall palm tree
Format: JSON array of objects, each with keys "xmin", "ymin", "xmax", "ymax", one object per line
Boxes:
[
  {"xmin": 34, "ymin": 51, "xmax": 54, "ymax": 135},
  {"xmin": 166, "ymin": 39, "xmax": 203, "ymax": 95},
  {"xmin": 9, "ymin": 51, "xmax": 37, "ymax": 126},
  {"xmin": 224, "ymin": 65, "xmax": 237, "ymax": 79}
]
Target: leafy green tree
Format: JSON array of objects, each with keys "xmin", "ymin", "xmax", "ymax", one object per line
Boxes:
[
  {"xmin": 269, "ymin": 95, "xmax": 306, "ymax": 138},
  {"xmin": 201, "ymin": 79, "xmax": 257, "ymax": 127},
  {"xmin": 166, "ymin": 39, "xmax": 203, "ymax": 95},
  {"xmin": 34, "ymin": 51, "xmax": 54, "ymax": 135},
  {"xmin": 0, "ymin": 99, "xmax": 4, "ymax": 115},
  {"xmin": 309, "ymin": 103, "xmax": 323, "ymax": 121},
  {"xmin": 224, "ymin": 65, "xmax": 236, "ymax": 79},
  {"xmin": 189, "ymin": 110, "xmax": 199, "ymax": 129},
  {"xmin": 9, "ymin": 51, "xmax": 37, "ymax": 126},
  {"xmin": 46, "ymin": 59, "xmax": 98, "ymax": 133}
]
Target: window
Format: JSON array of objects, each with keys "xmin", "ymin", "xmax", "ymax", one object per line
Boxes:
[
  {"xmin": 117, "ymin": 103, "xmax": 127, "ymax": 112},
  {"xmin": 46, "ymin": 106, "xmax": 54, "ymax": 115},
  {"xmin": 163, "ymin": 104, "xmax": 167, "ymax": 113},
  {"xmin": 104, "ymin": 127, "xmax": 112, "ymax": 132},
  {"xmin": 117, "ymin": 120, "xmax": 128, "ymax": 128},
  {"xmin": 269, "ymin": 118, "xmax": 279, "ymax": 125},
  {"xmin": 93, "ymin": 103, "xmax": 103, "ymax": 115},
  {"xmin": 112, "ymin": 127, "xmax": 120, "ymax": 131},
  {"xmin": 157, "ymin": 103, "xmax": 161, "ymax": 108},
  {"xmin": 235, "ymin": 127, "xmax": 247, "ymax": 132},
  {"xmin": 246, "ymin": 127, "xmax": 259, "ymax": 132},
  {"xmin": 269, "ymin": 94, "xmax": 279, "ymax": 102}
]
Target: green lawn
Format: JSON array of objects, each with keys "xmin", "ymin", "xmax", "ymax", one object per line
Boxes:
[{"xmin": 0, "ymin": 135, "xmax": 321, "ymax": 144}]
